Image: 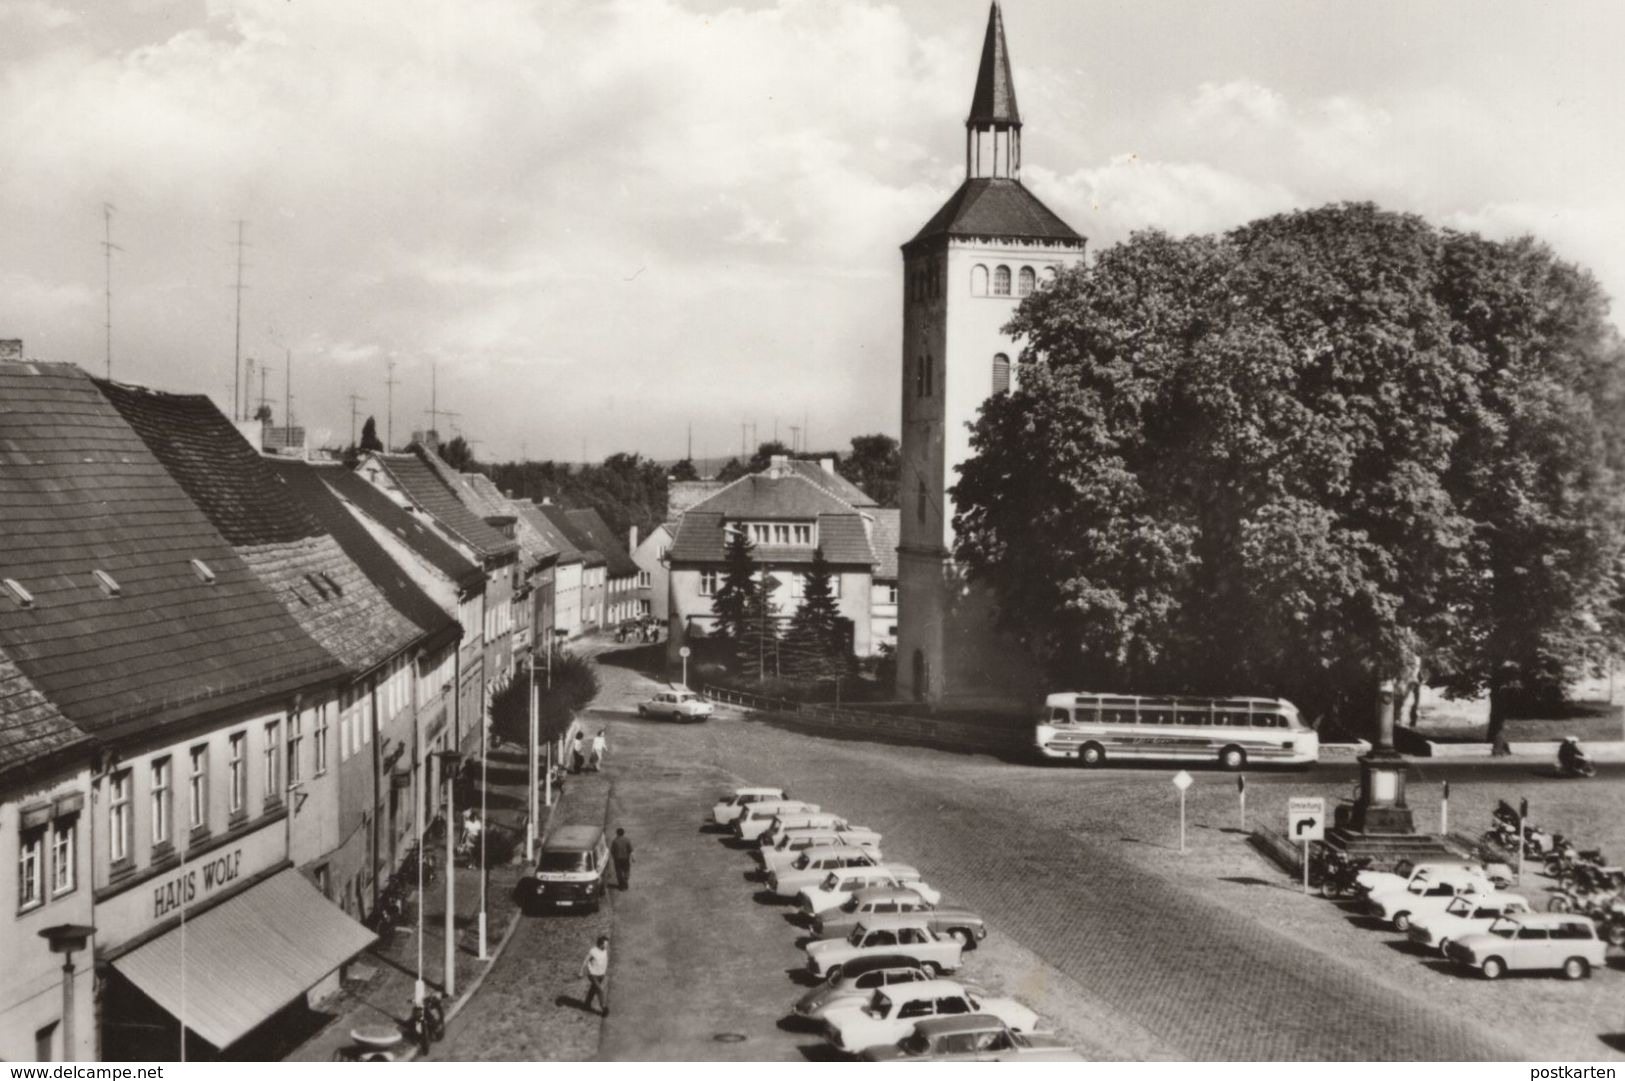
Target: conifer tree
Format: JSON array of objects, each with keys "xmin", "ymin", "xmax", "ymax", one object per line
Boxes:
[
  {"xmin": 737, "ymin": 570, "xmax": 783, "ymax": 681},
  {"xmin": 711, "ymin": 527, "xmax": 755, "ymax": 642},
  {"xmin": 783, "ymin": 548, "xmax": 847, "ymax": 681}
]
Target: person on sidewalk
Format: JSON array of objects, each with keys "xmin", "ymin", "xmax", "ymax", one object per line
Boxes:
[
  {"xmin": 570, "ymin": 730, "xmax": 586, "ymax": 774},
  {"xmin": 609, "ymin": 827, "xmax": 632, "ymax": 890},
  {"xmin": 579, "ymin": 935, "xmax": 610, "ymax": 1017},
  {"xmin": 590, "ymin": 729, "xmax": 608, "ymax": 772}
]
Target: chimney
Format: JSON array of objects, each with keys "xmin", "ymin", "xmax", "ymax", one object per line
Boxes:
[
  {"xmin": 0, "ymin": 340, "xmax": 23, "ymax": 363},
  {"xmin": 769, "ymin": 454, "xmax": 789, "ymax": 475},
  {"xmin": 629, "ymin": 525, "xmax": 639, "ymax": 552},
  {"xmin": 820, "ymin": 457, "xmax": 835, "ymax": 474}
]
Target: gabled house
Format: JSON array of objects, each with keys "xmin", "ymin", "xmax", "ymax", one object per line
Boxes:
[
  {"xmin": 665, "ymin": 456, "xmax": 882, "ymax": 660},
  {"xmin": 630, "ymin": 522, "xmax": 676, "ymax": 623},
  {"xmin": 535, "ymin": 504, "xmax": 607, "ymax": 634},
  {"xmin": 563, "ymin": 508, "xmax": 641, "ymax": 630},
  {"xmin": 0, "ymin": 360, "xmax": 370, "ymax": 1060},
  {"xmin": 515, "ymin": 501, "xmax": 586, "ymax": 640}
]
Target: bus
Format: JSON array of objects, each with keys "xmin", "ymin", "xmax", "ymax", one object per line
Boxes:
[{"xmin": 1034, "ymin": 692, "xmax": 1319, "ymax": 769}]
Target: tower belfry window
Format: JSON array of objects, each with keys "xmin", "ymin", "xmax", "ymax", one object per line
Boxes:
[
  {"xmin": 993, "ymin": 266, "xmax": 1011, "ymax": 297},
  {"xmin": 971, "ymin": 265, "xmax": 988, "ymax": 297},
  {"xmin": 1018, "ymin": 266, "xmax": 1035, "ymax": 296},
  {"xmin": 992, "ymin": 353, "xmax": 1011, "ymax": 394}
]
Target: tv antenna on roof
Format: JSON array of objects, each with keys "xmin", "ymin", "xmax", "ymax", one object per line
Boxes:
[{"xmin": 101, "ymin": 203, "xmax": 124, "ymax": 380}]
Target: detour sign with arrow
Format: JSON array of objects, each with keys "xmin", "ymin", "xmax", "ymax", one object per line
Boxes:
[{"xmin": 1288, "ymin": 796, "xmax": 1325, "ymax": 842}]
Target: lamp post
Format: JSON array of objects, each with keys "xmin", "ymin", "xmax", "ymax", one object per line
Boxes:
[
  {"xmin": 39, "ymin": 924, "xmax": 93, "ymax": 1062},
  {"xmin": 431, "ymin": 749, "xmax": 463, "ymax": 997},
  {"xmin": 526, "ymin": 649, "xmax": 538, "ymax": 863},
  {"xmin": 478, "ymin": 685, "xmax": 489, "ymax": 961}
]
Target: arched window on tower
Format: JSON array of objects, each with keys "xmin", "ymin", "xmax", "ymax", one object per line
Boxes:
[
  {"xmin": 992, "ymin": 353, "xmax": 1011, "ymax": 395},
  {"xmin": 1044, "ymin": 265, "xmax": 1059, "ymax": 283},
  {"xmin": 993, "ymin": 265, "xmax": 1011, "ymax": 296},
  {"xmin": 1017, "ymin": 266, "xmax": 1036, "ymax": 297},
  {"xmin": 971, "ymin": 265, "xmax": 988, "ymax": 297}
]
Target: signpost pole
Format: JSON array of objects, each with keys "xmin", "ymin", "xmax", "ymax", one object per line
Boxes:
[
  {"xmin": 1238, "ymin": 774, "xmax": 1246, "ymax": 832},
  {"xmin": 1440, "ymin": 780, "xmax": 1449, "ymax": 836},
  {"xmin": 1302, "ymin": 839, "xmax": 1310, "ymax": 895},
  {"xmin": 1517, "ymin": 797, "xmax": 1528, "ymax": 884},
  {"xmin": 1179, "ymin": 788, "xmax": 1186, "ymax": 854}
]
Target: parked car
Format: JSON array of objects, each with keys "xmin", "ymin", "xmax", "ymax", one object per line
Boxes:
[
  {"xmin": 638, "ymin": 688, "xmax": 713, "ymax": 722},
  {"xmin": 769, "ymin": 847, "xmax": 893, "ymax": 898},
  {"xmin": 760, "ymin": 829, "xmax": 883, "ymax": 874},
  {"xmin": 791, "ymin": 955, "xmax": 984, "ymax": 1025},
  {"xmin": 1444, "ymin": 913, "xmax": 1608, "ymax": 979},
  {"xmin": 799, "ymin": 865, "xmax": 941, "ymax": 914},
  {"xmin": 811, "ymin": 887, "xmax": 986, "ymax": 949},
  {"xmin": 861, "ymin": 1015, "xmax": 1085, "ymax": 1062},
  {"xmin": 805, "ymin": 915, "xmax": 965, "ymax": 979},
  {"xmin": 710, "ymin": 787, "xmax": 786, "ymax": 827},
  {"xmin": 734, "ymin": 800, "xmax": 825, "ymax": 842},
  {"xmin": 759, "ymin": 812, "xmax": 852, "ymax": 846},
  {"xmin": 1368, "ymin": 869, "xmax": 1494, "ymax": 931},
  {"xmin": 1354, "ymin": 859, "xmax": 1499, "ymax": 899},
  {"xmin": 821, "ymin": 979, "xmax": 1042, "ymax": 1057},
  {"xmin": 1406, "ymin": 893, "xmax": 1533, "ymax": 954}
]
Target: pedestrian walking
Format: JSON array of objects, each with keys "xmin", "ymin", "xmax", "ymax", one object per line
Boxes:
[
  {"xmin": 579, "ymin": 934, "xmax": 610, "ymax": 1016},
  {"xmin": 609, "ymin": 827, "xmax": 632, "ymax": 890},
  {"xmin": 570, "ymin": 730, "xmax": 585, "ymax": 774},
  {"xmin": 590, "ymin": 729, "xmax": 608, "ymax": 772}
]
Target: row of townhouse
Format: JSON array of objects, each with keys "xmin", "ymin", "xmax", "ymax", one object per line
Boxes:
[
  {"xmin": 0, "ymin": 351, "xmax": 532, "ymax": 1061},
  {"xmin": 663, "ymin": 457, "xmax": 900, "ymax": 663}
]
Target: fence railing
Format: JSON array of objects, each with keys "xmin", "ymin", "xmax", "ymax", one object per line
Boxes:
[{"xmin": 699, "ymin": 684, "xmax": 1029, "ymax": 756}]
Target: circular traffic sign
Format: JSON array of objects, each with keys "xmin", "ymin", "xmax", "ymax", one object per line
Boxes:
[{"xmin": 680, "ymin": 646, "xmax": 691, "ymax": 658}]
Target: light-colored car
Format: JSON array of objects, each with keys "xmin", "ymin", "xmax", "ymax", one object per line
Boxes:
[
  {"xmin": 760, "ymin": 829, "xmax": 883, "ymax": 874},
  {"xmin": 861, "ymin": 1015, "xmax": 1085, "ymax": 1062},
  {"xmin": 821, "ymin": 979, "xmax": 1042, "ymax": 1057},
  {"xmin": 1368, "ymin": 869, "xmax": 1492, "ymax": 931},
  {"xmin": 812, "ymin": 887, "xmax": 987, "ymax": 949},
  {"xmin": 638, "ymin": 688, "xmax": 713, "ymax": 722},
  {"xmin": 799, "ymin": 865, "xmax": 941, "ymax": 915},
  {"xmin": 792, "ymin": 955, "xmax": 984, "ymax": 1024},
  {"xmin": 1444, "ymin": 913, "xmax": 1608, "ymax": 979},
  {"xmin": 734, "ymin": 800, "xmax": 825, "ymax": 841},
  {"xmin": 1355, "ymin": 859, "xmax": 1498, "ymax": 899},
  {"xmin": 710, "ymin": 787, "xmax": 786, "ymax": 827},
  {"xmin": 1406, "ymin": 893, "xmax": 1532, "ymax": 953},
  {"xmin": 759, "ymin": 812, "xmax": 850, "ymax": 846},
  {"xmin": 805, "ymin": 915, "xmax": 965, "ymax": 979},
  {"xmin": 769, "ymin": 847, "xmax": 896, "ymax": 898}
]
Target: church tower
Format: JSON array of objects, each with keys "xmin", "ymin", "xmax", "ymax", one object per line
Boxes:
[{"xmin": 896, "ymin": 1, "xmax": 1087, "ymax": 705}]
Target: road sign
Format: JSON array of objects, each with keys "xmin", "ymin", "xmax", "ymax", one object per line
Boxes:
[
  {"xmin": 679, "ymin": 646, "xmax": 691, "ymax": 658},
  {"xmin": 1288, "ymin": 797, "xmax": 1325, "ymax": 842},
  {"xmin": 1172, "ymin": 770, "xmax": 1193, "ymax": 791}
]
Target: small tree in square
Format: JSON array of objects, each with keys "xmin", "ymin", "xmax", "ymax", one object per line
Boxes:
[
  {"xmin": 711, "ymin": 526, "xmax": 756, "ymax": 642},
  {"xmin": 737, "ymin": 570, "xmax": 783, "ymax": 682},
  {"xmin": 783, "ymin": 548, "xmax": 848, "ymax": 681}
]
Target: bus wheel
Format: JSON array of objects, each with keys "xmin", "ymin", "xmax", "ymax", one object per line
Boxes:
[
  {"xmin": 1079, "ymin": 743, "xmax": 1105, "ymax": 767},
  {"xmin": 1220, "ymin": 746, "xmax": 1247, "ymax": 770}
]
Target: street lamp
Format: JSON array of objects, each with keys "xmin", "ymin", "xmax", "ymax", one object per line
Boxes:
[
  {"xmin": 39, "ymin": 924, "xmax": 93, "ymax": 1062},
  {"xmin": 430, "ymin": 748, "xmax": 463, "ymax": 997}
]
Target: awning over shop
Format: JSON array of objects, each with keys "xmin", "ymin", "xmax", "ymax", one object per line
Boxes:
[{"xmin": 110, "ymin": 868, "xmax": 375, "ymax": 1049}]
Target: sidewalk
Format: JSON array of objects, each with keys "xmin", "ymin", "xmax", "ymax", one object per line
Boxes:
[{"xmin": 288, "ymin": 738, "xmax": 558, "ymax": 1061}]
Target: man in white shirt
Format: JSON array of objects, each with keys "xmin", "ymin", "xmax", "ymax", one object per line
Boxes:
[
  {"xmin": 579, "ymin": 934, "xmax": 610, "ymax": 1016},
  {"xmin": 589, "ymin": 729, "xmax": 608, "ymax": 772}
]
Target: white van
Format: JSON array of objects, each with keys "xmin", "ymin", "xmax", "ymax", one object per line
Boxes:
[{"xmin": 531, "ymin": 824, "xmax": 611, "ymax": 911}]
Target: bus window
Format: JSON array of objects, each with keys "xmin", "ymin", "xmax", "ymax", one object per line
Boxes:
[
  {"xmin": 1142, "ymin": 709, "xmax": 1172, "ymax": 725},
  {"xmin": 1104, "ymin": 708, "xmax": 1136, "ymax": 725},
  {"xmin": 1049, "ymin": 708, "xmax": 1070, "ymax": 723}
]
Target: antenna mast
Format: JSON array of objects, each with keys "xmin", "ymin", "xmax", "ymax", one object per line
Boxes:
[
  {"xmin": 384, "ymin": 359, "xmax": 399, "ymax": 450},
  {"xmin": 283, "ymin": 347, "xmax": 293, "ymax": 429},
  {"xmin": 348, "ymin": 392, "xmax": 366, "ymax": 447},
  {"xmin": 101, "ymin": 203, "xmax": 123, "ymax": 379},
  {"xmin": 231, "ymin": 221, "xmax": 248, "ymax": 420}
]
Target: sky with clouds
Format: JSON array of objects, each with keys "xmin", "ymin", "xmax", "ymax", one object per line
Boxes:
[{"xmin": 2, "ymin": 0, "xmax": 1622, "ymax": 463}]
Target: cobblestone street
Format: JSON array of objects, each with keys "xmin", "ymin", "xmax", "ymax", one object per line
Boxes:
[{"xmin": 435, "ymin": 648, "xmax": 1625, "ymax": 1061}]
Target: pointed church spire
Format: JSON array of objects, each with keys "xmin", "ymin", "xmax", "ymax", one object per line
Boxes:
[
  {"xmin": 967, "ymin": 1, "xmax": 1021, "ymax": 128},
  {"xmin": 965, "ymin": 2, "xmax": 1022, "ymax": 180}
]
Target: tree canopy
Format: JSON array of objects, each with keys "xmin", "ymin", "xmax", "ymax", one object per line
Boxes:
[
  {"xmin": 953, "ymin": 203, "xmax": 1625, "ymax": 736},
  {"xmin": 485, "ymin": 452, "xmax": 670, "ymax": 542},
  {"xmin": 781, "ymin": 548, "xmax": 850, "ymax": 680},
  {"xmin": 837, "ymin": 434, "xmax": 899, "ymax": 508},
  {"xmin": 360, "ymin": 416, "xmax": 383, "ymax": 452}
]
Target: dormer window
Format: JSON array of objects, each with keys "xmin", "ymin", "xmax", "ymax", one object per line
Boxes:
[
  {"xmin": 92, "ymin": 569, "xmax": 121, "ymax": 597},
  {"xmin": 3, "ymin": 578, "xmax": 34, "ymax": 608},
  {"xmin": 741, "ymin": 521, "xmax": 815, "ymax": 547}
]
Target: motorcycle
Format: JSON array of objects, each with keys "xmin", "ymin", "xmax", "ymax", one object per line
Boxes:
[
  {"xmin": 1309, "ymin": 848, "xmax": 1372, "ymax": 899},
  {"xmin": 407, "ymin": 991, "xmax": 447, "ymax": 1055}
]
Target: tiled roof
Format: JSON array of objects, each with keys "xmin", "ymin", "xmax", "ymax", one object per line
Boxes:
[
  {"xmin": 515, "ymin": 501, "xmax": 584, "ymax": 566},
  {"xmin": 786, "ymin": 460, "xmax": 878, "ymax": 509},
  {"xmin": 269, "ymin": 460, "xmax": 458, "ymax": 645},
  {"xmin": 535, "ymin": 504, "xmax": 604, "ymax": 567},
  {"xmin": 564, "ymin": 508, "xmax": 640, "ymax": 579},
  {"xmin": 97, "ymin": 381, "xmax": 426, "ymax": 675},
  {"xmin": 868, "ymin": 509, "xmax": 900, "ymax": 580},
  {"xmin": 666, "ymin": 511, "xmax": 875, "ymax": 567},
  {"xmin": 458, "ymin": 472, "xmax": 558, "ymax": 573},
  {"xmin": 369, "ymin": 450, "xmax": 518, "ymax": 564},
  {"xmin": 688, "ymin": 471, "xmax": 859, "ymax": 520},
  {"xmin": 320, "ymin": 468, "xmax": 485, "ymax": 590},
  {"xmin": 906, "ymin": 178, "xmax": 1083, "ymax": 249},
  {"xmin": 0, "ymin": 363, "xmax": 344, "ymax": 739},
  {"xmin": 0, "ymin": 645, "xmax": 90, "ymax": 783}
]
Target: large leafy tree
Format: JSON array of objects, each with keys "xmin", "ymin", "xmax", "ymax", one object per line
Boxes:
[
  {"xmin": 837, "ymin": 434, "xmax": 900, "ymax": 507},
  {"xmin": 954, "ymin": 203, "xmax": 1625, "ymax": 736}
]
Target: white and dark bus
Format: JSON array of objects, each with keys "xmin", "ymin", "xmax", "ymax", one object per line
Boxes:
[{"xmin": 1034, "ymin": 692, "xmax": 1319, "ymax": 769}]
